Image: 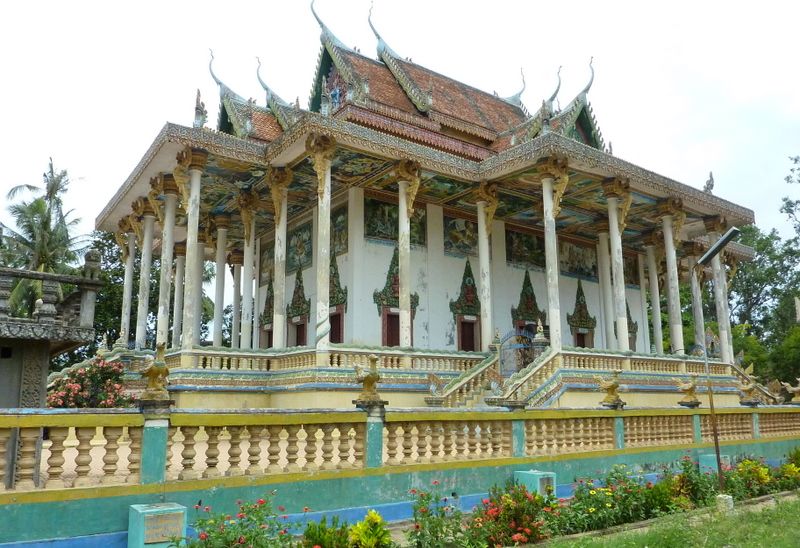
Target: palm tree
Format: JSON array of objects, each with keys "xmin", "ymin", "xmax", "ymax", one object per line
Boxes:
[{"xmin": 1, "ymin": 159, "xmax": 85, "ymax": 315}]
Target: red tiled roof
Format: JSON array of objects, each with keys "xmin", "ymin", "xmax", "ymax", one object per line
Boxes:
[
  {"xmin": 393, "ymin": 58, "xmax": 528, "ymax": 135},
  {"xmin": 337, "ymin": 50, "xmax": 419, "ymax": 115},
  {"xmin": 251, "ymin": 110, "xmax": 283, "ymax": 142}
]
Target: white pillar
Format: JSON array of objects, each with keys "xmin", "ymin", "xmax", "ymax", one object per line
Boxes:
[
  {"xmin": 231, "ymin": 257, "xmax": 242, "ymax": 349},
  {"xmin": 688, "ymin": 254, "xmax": 705, "ymax": 350},
  {"xmin": 252, "ymin": 239, "xmax": 261, "ymax": 348},
  {"xmin": 135, "ymin": 211, "xmax": 156, "ymax": 349},
  {"xmin": 476, "ymin": 200, "xmax": 493, "ymax": 351},
  {"xmin": 181, "ymin": 152, "xmax": 206, "ymax": 350},
  {"xmin": 194, "ymin": 238, "xmax": 207, "ymax": 345},
  {"xmin": 212, "ymin": 218, "xmax": 229, "ymax": 347},
  {"xmin": 171, "ymin": 245, "xmax": 185, "ymax": 348},
  {"xmin": 645, "ymin": 244, "xmax": 664, "ymax": 354},
  {"xmin": 345, "ymin": 187, "xmax": 364, "ymax": 346},
  {"xmin": 308, "ymin": 135, "xmax": 335, "ymax": 364},
  {"xmin": 156, "ymin": 191, "xmax": 178, "ymax": 347},
  {"xmin": 397, "ymin": 180, "xmax": 412, "ymax": 347},
  {"xmin": 637, "ymin": 253, "xmax": 651, "ymax": 352},
  {"xmin": 661, "ymin": 214, "xmax": 684, "ymax": 354},
  {"xmin": 711, "ymin": 252, "xmax": 733, "ymax": 363},
  {"xmin": 606, "ymin": 195, "xmax": 630, "ymax": 351},
  {"xmin": 542, "ymin": 177, "xmax": 561, "ymax": 351},
  {"xmin": 240, "ymin": 217, "xmax": 256, "ymax": 349},
  {"xmin": 597, "ymin": 231, "xmax": 616, "ymax": 349},
  {"xmin": 272, "ymin": 186, "xmax": 289, "ymax": 349},
  {"xmin": 120, "ymin": 231, "xmax": 136, "ymax": 343}
]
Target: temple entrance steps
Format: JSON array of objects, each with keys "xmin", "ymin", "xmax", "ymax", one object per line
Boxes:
[{"xmin": 426, "ymin": 348, "xmax": 780, "ymax": 409}]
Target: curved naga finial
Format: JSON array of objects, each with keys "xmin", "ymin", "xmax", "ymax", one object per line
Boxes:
[
  {"xmin": 503, "ymin": 67, "xmax": 527, "ymax": 106},
  {"xmin": 581, "ymin": 56, "xmax": 595, "ymax": 96},
  {"xmin": 209, "ymin": 49, "xmax": 222, "ymax": 87},
  {"xmin": 311, "ymin": 0, "xmax": 350, "ymax": 50},
  {"xmin": 547, "ymin": 65, "xmax": 562, "ymax": 104},
  {"xmin": 368, "ymin": 1, "xmax": 400, "ymax": 58}
]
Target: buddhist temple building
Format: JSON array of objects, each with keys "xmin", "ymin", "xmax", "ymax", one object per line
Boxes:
[{"xmin": 96, "ymin": 4, "xmax": 763, "ymax": 409}]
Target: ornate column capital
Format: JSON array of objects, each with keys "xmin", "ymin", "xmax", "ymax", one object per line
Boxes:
[
  {"xmin": 214, "ymin": 214, "xmax": 231, "ymax": 231},
  {"xmin": 174, "ymin": 241, "xmax": 187, "ymax": 257},
  {"xmin": 161, "ymin": 173, "xmax": 180, "ymax": 196},
  {"xmin": 115, "ymin": 218, "xmax": 133, "ymax": 261},
  {"xmin": 643, "ymin": 230, "xmax": 663, "ymax": 248},
  {"xmin": 132, "ymin": 197, "xmax": 156, "ymax": 219},
  {"xmin": 237, "ymin": 188, "xmax": 260, "ymax": 245},
  {"xmin": 305, "ymin": 133, "xmax": 336, "ymax": 198},
  {"xmin": 537, "ymin": 156, "xmax": 569, "ymax": 217},
  {"xmin": 682, "ymin": 241, "xmax": 705, "ymax": 258},
  {"xmin": 476, "ymin": 181, "xmax": 499, "ymax": 234},
  {"xmin": 601, "ymin": 177, "xmax": 630, "ymax": 199},
  {"xmin": 183, "ymin": 148, "xmax": 209, "ymax": 172},
  {"xmin": 595, "ymin": 221, "xmax": 610, "ymax": 234},
  {"xmin": 703, "ymin": 215, "xmax": 728, "ymax": 235},
  {"xmin": 227, "ymin": 250, "xmax": 244, "ymax": 266},
  {"xmin": 267, "ymin": 166, "xmax": 293, "ymax": 226},
  {"xmin": 657, "ymin": 197, "xmax": 683, "ymax": 218},
  {"xmin": 395, "ymin": 159, "xmax": 421, "ymax": 218}
]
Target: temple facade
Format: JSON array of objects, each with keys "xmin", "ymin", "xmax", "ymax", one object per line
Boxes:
[{"xmin": 95, "ymin": 6, "xmax": 761, "ymax": 409}]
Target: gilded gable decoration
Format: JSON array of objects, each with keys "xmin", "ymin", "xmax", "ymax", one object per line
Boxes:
[
  {"xmin": 567, "ymin": 280, "xmax": 597, "ymax": 330},
  {"xmin": 260, "ymin": 277, "xmax": 274, "ymax": 327},
  {"xmin": 449, "ymin": 259, "xmax": 481, "ymax": 317},
  {"xmin": 287, "ymin": 269, "xmax": 311, "ymax": 319},
  {"xmin": 329, "ymin": 255, "xmax": 348, "ymax": 309},
  {"xmin": 373, "ymin": 247, "xmax": 419, "ymax": 315},
  {"xmin": 511, "ymin": 270, "xmax": 546, "ymax": 325}
]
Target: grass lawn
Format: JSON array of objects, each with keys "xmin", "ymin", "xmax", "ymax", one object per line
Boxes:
[{"xmin": 546, "ymin": 497, "xmax": 800, "ymax": 548}]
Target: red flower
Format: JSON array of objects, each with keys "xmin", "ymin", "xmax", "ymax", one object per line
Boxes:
[
  {"xmin": 409, "ymin": 489, "xmax": 418, "ymax": 495},
  {"xmin": 237, "ymin": 513, "xmax": 245, "ymax": 519},
  {"xmin": 199, "ymin": 532, "xmax": 208, "ymax": 540},
  {"xmin": 303, "ymin": 506, "xmax": 310, "ymax": 512},
  {"xmin": 414, "ymin": 524, "xmax": 420, "ymax": 530},
  {"xmin": 482, "ymin": 498, "xmax": 490, "ymax": 505},
  {"xmin": 277, "ymin": 505, "xmax": 285, "ymax": 512},
  {"xmin": 432, "ymin": 480, "xmax": 440, "ymax": 485},
  {"xmin": 238, "ymin": 536, "xmax": 246, "ymax": 544},
  {"xmin": 257, "ymin": 498, "xmax": 266, "ymax": 505},
  {"xmin": 194, "ymin": 504, "xmax": 201, "ymax": 510},
  {"xmin": 204, "ymin": 506, "xmax": 211, "ymax": 512}
]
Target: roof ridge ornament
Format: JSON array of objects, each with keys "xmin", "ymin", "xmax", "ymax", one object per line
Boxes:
[
  {"xmin": 581, "ymin": 57, "xmax": 595, "ymax": 96},
  {"xmin": 256, "ymin": 56, "xmax": 288, "ymax": 107},
  {"xmin": 547, "ymin": 66, "xmax": 562, "ymax": 106},
  {"xmin": 209, "ymin": 49, "xmax": 245, "ymax": 102},
  {"xmin": 368, "ymin": 1, "xmax": 400, "ymax": 59},
  {"xmin": 502, "ymin": 68, "xmax": 527, "ymax": 109},
  {"xmin": 311, "ymin": 0, "xmax": 352, "ymax": 52}
]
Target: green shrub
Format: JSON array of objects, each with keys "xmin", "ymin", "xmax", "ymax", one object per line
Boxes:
[
  {"xmin": 300, "ymin": 515, "xmax": 349, "ymax": 548},
  {"xmin": 348, "ymin": 510, "xmax": 393, "ymax": 548},
  {"xmin": 467, "ymin": 481, "xmax": 551, "ymax": 546},
  {"xmin": 405, "ymin": 481, "xmax": 468, "ymax": 548},
  {"xmin": 47, "ymin": 359, "xmax": 134, "ymax": 408},
  {"xmin": 671, "ymin": 454, "xmax": 717, "ymax": 508},
  {"xmin": 786, "ymin": 446, "xmax": 800, "ymax": 468}
]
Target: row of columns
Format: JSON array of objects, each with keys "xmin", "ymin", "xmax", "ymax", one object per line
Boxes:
[{"xmin": 115, "ymin": 146, "xmax": 734, "ymax": 362}]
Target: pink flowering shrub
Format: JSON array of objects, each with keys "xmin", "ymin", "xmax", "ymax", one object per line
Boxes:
[{"xmin": 47, "ymin": 359, "xmax": 134, "ymax": 408}]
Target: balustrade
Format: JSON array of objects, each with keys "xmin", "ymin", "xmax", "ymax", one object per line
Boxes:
[
  {"xmin": 624, "ymin": 414, "xmax": 693, "ymax": 447},
  {"xmin": 758, "ymin": 412, "xmax": 800, "ymax": 437},
  {"xmin": 525, "ymin": 416, "xmax": 615, "ymax": 456},
  {"xmin": 701, "ymin": 412, "xmax": 753, "ymax": 441}
]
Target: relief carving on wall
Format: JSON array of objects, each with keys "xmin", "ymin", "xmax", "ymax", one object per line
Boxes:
[
  {"xmin": 449, "ymin": 259, "xmax": 481, "ymax": 317},
  {"xmin": 372, "ymin": 247, "xmax": 419, "ymax": 315}
]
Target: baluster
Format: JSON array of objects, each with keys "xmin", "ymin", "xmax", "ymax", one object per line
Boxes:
[
  {"xmin": 467, "ymin": 422, "xmax": 480, "ymax": 459},
  {"xmin": 101, "ymin": 426, "xmax": 123, "ymax": 484},
  {"xmin": 165, "ymin": 426, "xmax": 177, "ymax": 479},
  {"xmin": 203, "ymin": 427, "xmax": 222, "ymax": 478},
  {"xmin": 73, "ymin": 427, "xmax": 95, "ymax": 487},
  {"xmin": 246, "ymin": 426, "xmax": 264, "ymax": 475},
  {"xmin": 320, "ymin": 424, "xmax": 336, "ymax": 470},
  {"xmin": 490, "ymin": 421, "xmax": 502, "ymax": 457},
  {"xmin": 0, "ymin": 428, "xmax": 12, "ymax": 490},
  {"xmin": 352, "ymin": 424, "xmax": 365, "ymax": 468},
  {"xmin": 401, "ymin": 423, "xmax": 415, "ymax": 464},
  {"xmin": 478, "ymin": 422, "xmax": 491, "ymax": 457},
  {"xmin": 285, "ymin": 425, "xmax": 301, "ymax": 472},
  {"xmin": 44, "ymin": 427, "xmax": 69, "ymax": 488},
  {"xmin": 416, "ymin": 423, "xmax": 430, "ymax": 463},
  {"xmin": 127, "ymin": 427, "xmax": 142, "ymax": 484},
  {"xmin": 337, "ymin": 425, "xmax": 353, "ymax": 469},
  {"xmin": 385, "ymin": 424, "xmax": 399, "ymax": 465},
  {"xmin": 302, "ymin": 426, "xmax": 319, "ymax": 471},
  {"xmin": 455, "ymin": 422, "xmax": 468, "ymax": 460},
  {"xmin": 429, "ymin": 421, "xmax": 443, "ymax": 462},
  {"xmin": 266, "ymin": 425, "xmax": 284, "ymax": 473},
  {"xmin": 178, "ymin": 426, "xmax": 199, "ymax": 480},
  {"xmin": 15, "ymin": 427, "xmax": 41, "ymax": 489},
  {"xmin": 226, "ymin": 426, "xmax": 244, "ymax": 476}
]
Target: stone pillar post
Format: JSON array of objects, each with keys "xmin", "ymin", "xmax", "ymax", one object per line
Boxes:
[
  {"xmin": 171, "ymin": 243, "xmax": 186, "ymax": 349},
  {"xmin": 645, "ymin": 241, "xmax": 664, "ymax": 354},
  {"xmin": 252, "ymin": 239, "xmax": 261, "ymax": 349},
  {"xmin": 156, "ymin": 178, "xmax": 179, "ymax": 347},
  {"xmin": 603, "ymin": 179, "xmax": 630, "ymax": 351},
  {"xmin": 240, "ymin": 210, "xmax": 256, "ymax": 350},
  {"xmin": 637, "ymin": 253, "xmax": 651, "ymax": 352},
  {"xmin": 269, "ymin": 167, "xmax": 292, "ymax": 349},
  {"xmin": 684, "ymin": 243, "xmax": 706, "ymax": 351},
  {"xmin": 597, "ymin": 229, "xmax": 616, "ymax": 349},
  {"xmin": 660, "ymin": 199, "xmax": 685, "ymax": 354},
  {"xmin": 194, "ymin": 232, "xmax": 209, "ymax": 345},
  {"xmin": 395, "ymin": 160, "xmax": 420, "ymax": 348},
  {"xmin": 211, "ymin": 216, "xmax": 229, "ymax": 347},
  {"xmin": 476, "ymin": 182, "xmax": 498, "ymax": 352},
  {"xmin": 229, "ymin": 251, "xmax": 243, "ymax": 349},
  {"xmin": 541, "ymin": 176, "xmax": 562, "ymax": 351},
  {"xmin": 705, "ymin": 216, "xmax": 733, "ymax": 363},
  {"xmin": 306, "ymin": 134, "xmax": 336, "ymax": 365},
  {"xmin": 134, "ymin": 201, "xmax": 156, "ymax": 349},
  {"xmin": 178, "ymin": 149, "xmax": 207, "ymax": 351},
  {"xmin": 118, "ymin": 224, "xmax": 136, "ymax": 344}
]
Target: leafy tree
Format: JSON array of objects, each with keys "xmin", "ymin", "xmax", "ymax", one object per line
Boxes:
[
  {"xmin": 769, "ymin": 326, "xmax": 800, "ymax": 381},
  {"xmin": 782, "ymin": 156, "xmax": 800, "ymax": 237}
]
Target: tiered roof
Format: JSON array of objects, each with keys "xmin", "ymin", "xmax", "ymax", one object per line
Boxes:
[{"xmin": 211, "ymin": 2, "xmax": 603, "ymax": 158}]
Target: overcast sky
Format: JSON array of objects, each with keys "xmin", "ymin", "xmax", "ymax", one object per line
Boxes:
[{"xmin": 2, "ymin": 0, "xmax": 798, "ymax": 243}]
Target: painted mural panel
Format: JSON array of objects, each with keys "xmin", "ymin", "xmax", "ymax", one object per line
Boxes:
[
  {"xmin": 559, "ymin": 240, "xmax": 598, "ymax": 280},
  {"xmin": 364, "ymin": 197, "xmax": 426, "ymax": 246},
  {"xmin": 287, "ymin": 221, "xmax": 313, "ymax": 272},
  {"xmin": 505, "ymin": 228, "xmax": 545, "ymax": 269},
  {"xmin": 260, "ymin": 242, "xmax": 274, "ymax": 285},
  {"xmin": 624, "ymin": 255, "xmax": 639, "ymax": 287},
  {"xmin": 331, "ymin": 204, "xmax": 348, "ymax": 256},
  {"xmin": 443, "ymin": 216, "xmax": 479, "ymax": 257}
]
